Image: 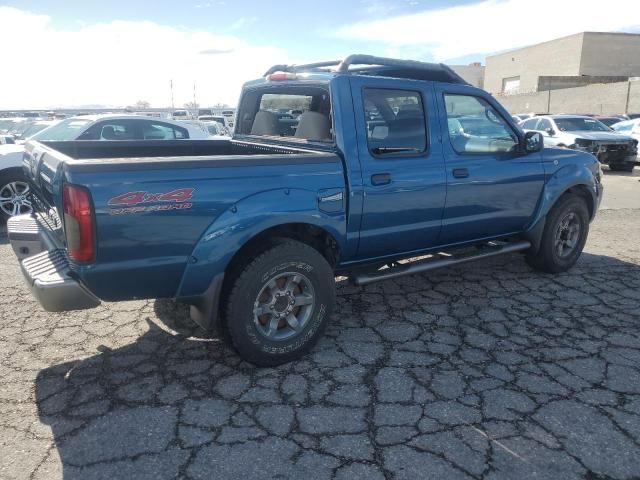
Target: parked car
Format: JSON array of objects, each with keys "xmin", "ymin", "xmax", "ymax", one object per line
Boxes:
[
  {"xmin": 593, "ymin": 116, "xmax": 624, "ymax": 128},
  {"xmin": 611, "ymin": 118, "xmax": 640, "ymax": 145},
  {"xmin": 198, "ymin": 108, "xmax": 214, "ymax": 117},
  {"xmin": 9, "ymin": 54, "xmax": 602, "ymax": 366},
  {"xmin": 0, "ymin": 115, "xmax": 210, "ymax": 220},
  {"xmin": 0, "ymin": 134, "xmax": 15, "ymax": 145},
  {"xmin": 198, "ymin": 115, "xmax": 231, "ymax": 133},
  {"xmin": 220, "ymin": 110, "xmax": 236, "ymax": 128},
  {"xmin": 520, "ymin": 115, "xmax": 637, "ymax": 171},
  {"xmin": 201, "ymin": 121, "xmax": 229, "ymax": 137},
  {"xmin": 172, "ymin": 109, "xmax": 191, "ymax": 120}
]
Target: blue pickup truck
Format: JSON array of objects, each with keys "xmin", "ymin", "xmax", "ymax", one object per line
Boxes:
[{"xmin": 8, "ymin": 55, "xmax": 603, "ymax": 366}]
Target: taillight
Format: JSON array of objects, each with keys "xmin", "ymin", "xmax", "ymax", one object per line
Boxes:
[{"xmin": 63, "ymin": 184, "xmax": 94, "ymax": 263}]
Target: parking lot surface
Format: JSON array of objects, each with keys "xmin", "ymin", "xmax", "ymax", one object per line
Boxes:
[{"xmin": 1, "ymin": 170, "xmax": 640, "ymax": 480}]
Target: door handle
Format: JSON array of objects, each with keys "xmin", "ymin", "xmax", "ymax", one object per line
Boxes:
[
  {"xmin": 452, "ymin": 168, "xmax": 469, "ymax": 178},
  {"xmin": 371, "ymin": 173, "xmax": 391, "ymax": 186}
]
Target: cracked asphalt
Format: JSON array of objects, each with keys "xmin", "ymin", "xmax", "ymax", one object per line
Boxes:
[{"xmin": 1, "ymin": 169, "xmax": 640, "ymax": 479}]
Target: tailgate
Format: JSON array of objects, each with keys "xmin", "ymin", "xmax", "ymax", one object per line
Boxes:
[{"xmin": 22, "ymin": 140, "xmax": 68, "ymax": 247}]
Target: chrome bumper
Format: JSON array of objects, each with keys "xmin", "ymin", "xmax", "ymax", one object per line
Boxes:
[{"xmin": 8, "ymin": 215, "xmax": 100, "ymax": 312}]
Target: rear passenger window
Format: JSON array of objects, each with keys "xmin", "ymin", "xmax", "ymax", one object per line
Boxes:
[
  {"xmin": 521, "ymin": 118, "xmax": 538, "ymax": 130},
  {"xmin": 142, "ymin": 121, "xmax": 189, "ymax": 139},
  {"xmin": 363, "ymin": 89, "xmax": 426, "ymax": 155},
  {"xmin": 78, "ymin": 120, "xmax": 138, "ymax": 141}
]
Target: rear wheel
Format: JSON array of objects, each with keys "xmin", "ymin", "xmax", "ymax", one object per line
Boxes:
[
  {"xmin": 526, "ymin": 194, "xmax": 589, "ymax": 273},
  {"xmin": 0, "ymin": 171, "xmax": 32, "ymax": 221},
  {"xmin": 224, "ymin": 239, "xmax": 335, "ymax": 366}
]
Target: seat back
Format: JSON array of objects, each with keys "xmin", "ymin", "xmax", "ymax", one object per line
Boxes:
[
  {"xmin": 295, "ymin": 111, "xmax": 331, "ymax": 141},
  {"xmin": 251, "ymin": 110, "xmax": 279, "ymax": 136}
]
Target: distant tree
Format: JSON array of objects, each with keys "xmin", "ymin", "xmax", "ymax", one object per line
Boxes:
[{"xmin": 135, "ymin": 100, "xmax": 150, "ymax": 110}]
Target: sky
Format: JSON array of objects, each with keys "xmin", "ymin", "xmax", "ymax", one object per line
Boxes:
[{"xmin": 0, "ymin": 0, "xmax": 638, "ymax": 109}]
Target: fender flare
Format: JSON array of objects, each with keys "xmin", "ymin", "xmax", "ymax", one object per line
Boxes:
[
  {"xmin": 523, "ymin": 163, "xmax": 597, "ymax": 252},
  {"xmin": 176, "ymin": 186, "xmax": 345, "ymax": 297}
]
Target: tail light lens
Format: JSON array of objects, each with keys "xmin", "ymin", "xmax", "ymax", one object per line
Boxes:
[{"xmin": 63, "ymin": 184, "xmax": 94, "ymax": 263}]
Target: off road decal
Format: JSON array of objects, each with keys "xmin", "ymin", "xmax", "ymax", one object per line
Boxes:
[{"xmin": 108, "ymin": 188, "xmax": 194, "ymax": 215}]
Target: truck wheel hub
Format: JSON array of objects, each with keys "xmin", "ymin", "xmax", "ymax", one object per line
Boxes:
[{"xmin": 253, "ymin": 272, "xmax": 315, "ymax": 341}]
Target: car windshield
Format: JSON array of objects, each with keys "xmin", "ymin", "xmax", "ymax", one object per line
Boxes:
[
  {"xmin": 0, "ymin": 119, "xmax": 19, "ymax": 132},
  {"xmin": 31, "ymin": 119, "xmax": 92, "ymax": 141},
  {"xmin": 553, "ymin": 117, "xmax": 610, "ymax": 132},
  {"xmin": 21, "ymin": 123, "xmax": 54, "ymax": 138}
]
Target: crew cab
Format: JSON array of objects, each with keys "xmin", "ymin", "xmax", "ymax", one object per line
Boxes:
[
  {"xmin": 8, "ymin": 55, "xmax": 603, "ymax": 366},
  {"xmin": 521, "ymin": 114, "xmax": 638, "ymax": 172}
]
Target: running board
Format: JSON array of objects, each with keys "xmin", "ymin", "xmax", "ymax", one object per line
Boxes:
[{"xmin": 352, "ymin": 240, "xmax": 531, "ymax": 286}]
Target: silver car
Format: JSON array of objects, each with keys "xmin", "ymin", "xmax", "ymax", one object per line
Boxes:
[{"xmin": 521, "ymin": 115, "xmax": 638, "ymax": 172}]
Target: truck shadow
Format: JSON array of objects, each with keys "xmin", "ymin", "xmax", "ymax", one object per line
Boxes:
[{"xmin": 33, "ymin": 251, "xmax": 640, "ymax": 479}]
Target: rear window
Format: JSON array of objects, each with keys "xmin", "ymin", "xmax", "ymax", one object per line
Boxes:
[{"xmin": 237, "ymin": 86, "xmax": 332, "ymax": 143}]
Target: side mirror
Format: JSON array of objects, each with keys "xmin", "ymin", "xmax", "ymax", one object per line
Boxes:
[
  {"xmin": 546, "ymin": 128, "xmax": 555, "ymax": 136},
  {"xmin": 523, "ymin": 131, "xmax": 543, "ymax": 153}
]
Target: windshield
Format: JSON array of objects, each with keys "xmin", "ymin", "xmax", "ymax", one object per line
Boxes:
[
  {"xmin": 31, "ymin": 119, "xmax": 92, "ymax": 141},
  {"xmin": 0, "ymin": 119, "xmax": 19, "ymax": 132},
  {"xmin": 553, "ymin": 117, "xmax": 611, "ymax": 132},
  {"xmin": 20, "ymin": 123, "xmax": 54, "ymax": 138}
]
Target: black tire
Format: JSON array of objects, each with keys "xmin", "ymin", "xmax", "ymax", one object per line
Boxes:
[
  {"xmin": 526, "ymin": 194, "xmax": 589, "ymax": 274},
  {"xmin": 224, "ymin": 239, "xmax": 335, "ymax": 366},
  {"xmin": 0, "ymin": 169, "xmax": 32, "ymax": 222},
  {"xmin": 609, "ymin": 163, "xmax": 635, "ymax": 172}
]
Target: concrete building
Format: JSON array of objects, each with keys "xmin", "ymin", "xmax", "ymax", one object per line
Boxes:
[
  {"xmin": 448, "ymin": 62, "xmax": 485, "ymax": 88},
  {"xmin": 484, "ymin": 32, "xmax": 640, "ymax": 95}
]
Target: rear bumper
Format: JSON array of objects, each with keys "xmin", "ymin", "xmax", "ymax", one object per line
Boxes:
[{"xmin": 8, "ymin": 215, "xmax": 100, "ymax": 312}]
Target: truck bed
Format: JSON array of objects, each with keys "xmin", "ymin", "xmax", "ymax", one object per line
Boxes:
[{"xmin": 23, "ymin": 139, "xmax": 346, "ymax": 302}]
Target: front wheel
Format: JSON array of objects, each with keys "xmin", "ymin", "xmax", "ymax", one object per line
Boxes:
[
  {"xmin": 526, "ymin": 194, "xmax": 589, "ymax": 273},
  {"xmin": 224, "ymin": 239, "xmax": 335, "ymax": 366}
]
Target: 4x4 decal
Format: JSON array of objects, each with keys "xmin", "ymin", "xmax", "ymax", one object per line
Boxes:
[{"xmin": 108, "ymin": 188, "xmax": 194, "ymax": 215}]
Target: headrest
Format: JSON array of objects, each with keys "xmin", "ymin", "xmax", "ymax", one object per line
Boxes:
[
  {"xmin": 295, "ymin": 111, "xmax": 331, "ymax": 141},
  {"xmin": 102, "ymin": 125, "xmax": 117, "ymax": 140},
  {"xmin": 251, "ymin": 110, "xmax": 279, "ymax": 136}
]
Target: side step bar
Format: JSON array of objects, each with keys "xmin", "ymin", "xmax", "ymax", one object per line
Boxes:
[{"xmin": 352, "ymin": 240, "xmax": 531, "ymax": 286}]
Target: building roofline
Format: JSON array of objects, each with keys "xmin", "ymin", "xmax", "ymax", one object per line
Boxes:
[
  {"xmin": 486, "ymin": 31, "xmax": 640, "ymax": 59},
  {"xmin": 486, "ymin": 32, "xmax": 584, "ymax": 59}
]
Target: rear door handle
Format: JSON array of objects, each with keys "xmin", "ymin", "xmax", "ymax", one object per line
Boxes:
[
  {"xmin": 371, "ymin": 173, "xmax": 391, "ymax": 186},
  {"xmin": 452, "ymin": 168, "xmax": 469, "ymax": 178}
]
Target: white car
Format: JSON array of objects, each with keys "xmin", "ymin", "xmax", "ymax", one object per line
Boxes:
[
  {"xmin": 172, "ymin": 110, "xmax": 191, "ymax": 120},
  {"xmin": 521, "ymin": 115, "xmax": 638, "ymax": 172},
  {"xmin": 611, "ymin": 118, "xmax": 640, "ymax": 145},
  {"xmin": 0, "ymin": 114, "xmax": 210, "ymax": 220}
]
